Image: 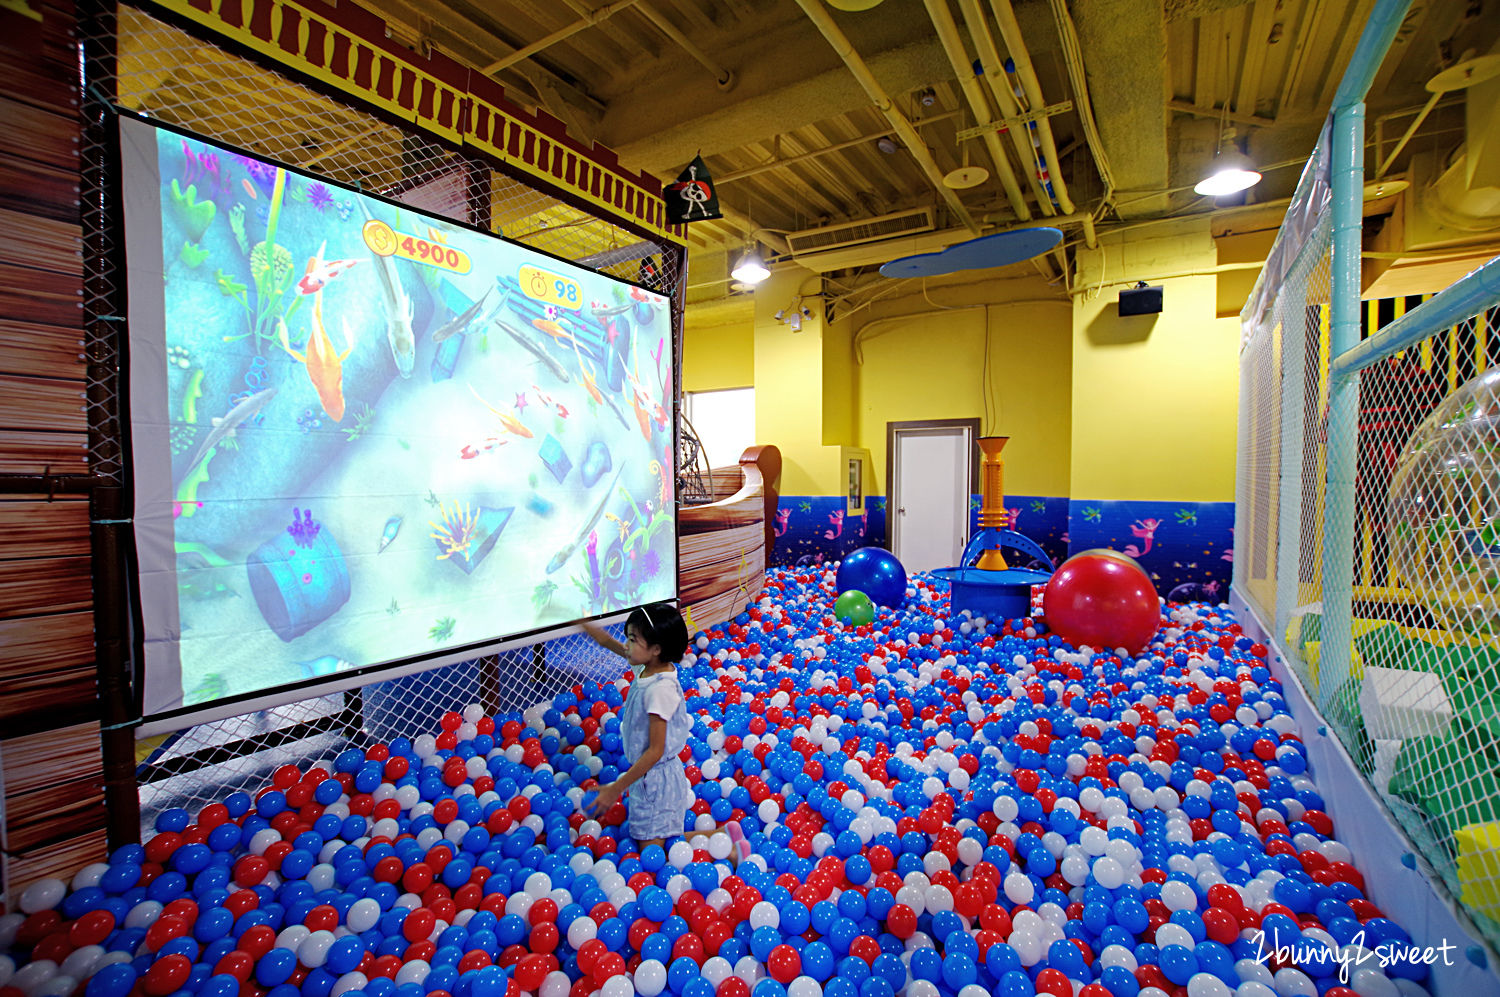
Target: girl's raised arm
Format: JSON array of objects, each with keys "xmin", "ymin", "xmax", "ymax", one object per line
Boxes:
[{"xmin": 582, "ymin": 620, "xmax": 627, "ymax": 658}]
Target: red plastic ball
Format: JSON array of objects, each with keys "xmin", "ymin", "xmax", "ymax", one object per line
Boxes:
[
  {"xmin": 144, "ymin": 954, "xmax": 193, "ymax": 996},
  {"xmin": 766, "ymin": 945, "xmax": 801, "ymax": 984},
  {"xmin": 69, "ymin": 909, "xmax": 115, "ymax": 947},
  {"xmin": 1034, "ymin": 969, "xmax": 1073, "ymax": 997},
  {"xmin": 144, "ymin": 914, "xmax": 189, "ymax": 952},
  {"xmin": 1041, "ymin": 552, "xmax": 1160, "ymax": 654},
  {"xmin": 515, "ymin": 954, "xmax": 550, "ymax": 991}
]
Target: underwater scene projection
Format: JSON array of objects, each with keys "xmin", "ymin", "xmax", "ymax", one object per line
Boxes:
[{"xmin": 120, "ymin": 118, "xmax": 677, "ymax": 719}]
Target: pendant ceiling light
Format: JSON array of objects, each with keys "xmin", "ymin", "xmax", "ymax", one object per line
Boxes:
[{"xmin": 730, "ymin": 246, "xmax": 770, "ymax": 285}]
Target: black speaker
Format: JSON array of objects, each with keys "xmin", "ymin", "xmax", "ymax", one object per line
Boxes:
[{"xmin": 1118, "ymin": 285, "xmax": 1163, "ymax": 316}]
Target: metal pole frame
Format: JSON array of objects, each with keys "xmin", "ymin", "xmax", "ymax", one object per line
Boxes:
[{"xmin": 1315, "ymin": 0, "xmax": 1413, "ymax": 708}]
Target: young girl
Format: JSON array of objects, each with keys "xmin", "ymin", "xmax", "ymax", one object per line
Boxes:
[{"xmin": 582, "ymin": 603, "xmax": 746, "ymax": 858}]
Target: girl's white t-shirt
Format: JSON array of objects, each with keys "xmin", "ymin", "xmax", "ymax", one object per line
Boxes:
[{"xmin": 633, "ymin": 666, "xmax": 684, "ymax": 721}]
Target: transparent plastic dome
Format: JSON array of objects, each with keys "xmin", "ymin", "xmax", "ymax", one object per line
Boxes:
[{"xmin": 1388, "ymin": 366, "xmax": 1500, "ymax": 634}]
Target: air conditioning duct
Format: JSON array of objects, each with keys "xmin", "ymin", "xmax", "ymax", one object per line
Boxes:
[{"xmin": 785, "ymin": 208, "xmax": 936, "ymax": 256}]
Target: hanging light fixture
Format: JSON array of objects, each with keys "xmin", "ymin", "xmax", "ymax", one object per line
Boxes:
[
  {"xmin": 730, "ymin": 244, "xmax": 770, "ymax": 285},
  {"xmin": 1194, "ymin": 130, "xmax": 1261, "ymax": 197}
]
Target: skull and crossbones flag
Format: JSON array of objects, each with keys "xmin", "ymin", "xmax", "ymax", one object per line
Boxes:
[{"xmin": 664, "ymin": 155, "xmax": 722, "ymax": 224}]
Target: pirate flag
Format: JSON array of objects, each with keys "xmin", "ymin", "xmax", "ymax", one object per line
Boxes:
[{"xmin": 664, "ymin": 154, "xmax": 722, "ymax": 224}]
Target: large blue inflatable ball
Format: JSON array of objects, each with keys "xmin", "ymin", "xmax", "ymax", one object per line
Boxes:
[{"xmin": 835, "ymin": 547, "xmax": 907, "ymax": 607}]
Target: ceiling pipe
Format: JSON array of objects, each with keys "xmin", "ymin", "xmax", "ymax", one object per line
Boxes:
[
  {"xmin": 921, "ymin": 0, "xmax": 1032, "ymax": 221},
  {"xmin": 715, "ymin": 202, "xmax": 793, "ymax": 257},
  {"xmin": 481, "ymin": 0, "xmax": 647, "ymax": 76},
  {"xmin": 716, "ymin": 112, "xmax": 963, "ymax": 184},
  {"xmin": 953, "ymin": 0, "xmax": 1055, "ymax": 214},
  {"xmin": 634, "ymin": 1, "xmax": 735, "ymax": 89},
  {"xmin": 791, "ymin": 0, "xmax": 981, "ymax": 234},
  {"xmin": 1046, "ymin": 0, "xmax": 1115, "ymax": 218},
  {"xmin": 985, "ymin": 0, "xmax": 1077, "ymax": 216}
]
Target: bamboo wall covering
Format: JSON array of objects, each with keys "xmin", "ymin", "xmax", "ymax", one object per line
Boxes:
[{"xmin": 0, "ymin": 0, "xmax": 109, "ymax": 905}]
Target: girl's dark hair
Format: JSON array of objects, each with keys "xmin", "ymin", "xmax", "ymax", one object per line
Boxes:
[{"xmin": 626, "ymin": 601, "xmax": 689, "ymax": 662}]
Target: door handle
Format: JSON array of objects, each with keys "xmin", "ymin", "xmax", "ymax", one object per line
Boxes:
[{"xmin": 897, "ymin": 507, "xmax": 906, "ymax": 515}]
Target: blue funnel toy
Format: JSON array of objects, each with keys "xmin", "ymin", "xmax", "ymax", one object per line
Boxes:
[{"xmin": 932, "ymin": 528, "xmax": 1054, "ymax": 623}]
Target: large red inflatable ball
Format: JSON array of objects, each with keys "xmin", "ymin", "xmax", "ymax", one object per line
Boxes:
[{"xmin": 1041, "ymin": 550, "xmax": 1161, "ymax": 654}]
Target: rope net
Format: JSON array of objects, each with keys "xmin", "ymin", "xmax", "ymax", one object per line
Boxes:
[{"xmin": 1238, "ymin": 127, "xmax": 1500, "ymax": 948}]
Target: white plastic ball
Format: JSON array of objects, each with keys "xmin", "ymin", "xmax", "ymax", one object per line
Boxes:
[
  {"xmin": 601, "ymin": 976, "xmax": 633, "ymax": 997},
  {"xmin": 668, "ymin": 841, "xmax": 694, "ymax": 869},
  {"xmin": 506, "ymin": 892, "xmax": 535, "ymax": 919},
  {"xmin": 59, "ymin": 946, "xmax": 102, "ymax": 981},
  {"xmin": 1093, "ymin": 856, "xmax": 1126, "ymax": 889},
  {"xmin": 749, "ymin": 901, "xmax": 780, "ymax": 930},
  {"xmin": 298, "ymin": 930, "xmax": 336, "ymax": 968},
  {"xmin": 700, "ymin": 958, "xmax": 733, "ymax": 988},
  {"xmin": 331, "ymin": 972, "xmax": 367, "ymax": 997},
  {"xmin": 1233, "ymin": 984, "xmax": 1276, "ymax": 997},
  {"xmin": 10, "ymin": 962, "xmax": 56, "ymax": 997},
  {"xmin": 276, "ymin": 925, "xmax": 311, "ymax": 951},
  {"xmin": 124, "ymin": 901, "xmax": 162, "ymax": 930},
  {"xmin": 1347, "ymin": 970, "xmax": 1400, "ymax": 997},
  {"xmin": 734, "ymin": 955, "xmax": 762, "ymax": 984},
  {"xmin": 1271, "ymin": 968, "xmax": 1316, "ymax": 996},
  {"xmin": 346, "ymin": 897, "xmax": 381, "ymax": 933},
  {"xmin": 923, "ymin": 885, "xmax": 953, "ymax": 913},
  {"xmin": 1155, "ymin": 923, "xmax": 1194, "ymax": 949},
  {"xmin": 1009, "ymin": 931, "xmax": 1043, "ymax": 966},
  {"xmin": 395, "ymin": 961, "xmax": 430, "ymax": 988},
  {"xmin": 70, "ymin": 864, "xmax": 108, "ymax": 891},
  {"xmin": 956, "ymin": 838, "xmax": 983, "ymax": 867},
  {"xmin": 18, "ymin": 879, "xmax": 65, "ymax": 915},
  {"xmin": 1185, "ymin": 979, "xmax": 1231, "ymax": 997},
  {"xmin": 35, "ymin": 975, "xmax": 76, "ymax": 997}
]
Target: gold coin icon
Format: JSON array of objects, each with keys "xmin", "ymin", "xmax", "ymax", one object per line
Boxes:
[{"xmin": 362, "ymin": 219, "xmax": 397, "ymax": 257}]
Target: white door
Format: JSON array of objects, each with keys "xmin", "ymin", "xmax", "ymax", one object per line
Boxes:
[{"xmin": 891, "ymin": 426, "xmax": 972, "ymax": 573}]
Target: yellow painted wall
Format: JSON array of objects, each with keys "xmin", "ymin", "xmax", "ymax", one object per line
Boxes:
[
  {"xmin": 1070, "ymin": 216, "xmax": 1240, "ymax": 501},
  {"xmin": 844, "ymin": 275, "xmax": 1072, "ymax": 496},
  {"xmin": 752, "ymin": 271, "xmax": 842, "ymax": 495},
  {"xmin": 681, "ymin": 218, "xmax": 1244, "ymax": 502},
  {"xmin": 822, "ymin": 312, "xmax": 853, "ymax": 446},
  {"xmin": 682, "ymin": 300, "xmax": 754, "ymax": 391}
]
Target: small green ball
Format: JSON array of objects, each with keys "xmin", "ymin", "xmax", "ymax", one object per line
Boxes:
[{"xmin": 835, "ymin": 588, "xmax": 876, "ymax": 626}]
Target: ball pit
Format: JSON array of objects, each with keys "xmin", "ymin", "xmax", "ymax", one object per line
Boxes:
[{"xmin": 0, "ymin": 561, "xmax": 1439, "ymax": 997}]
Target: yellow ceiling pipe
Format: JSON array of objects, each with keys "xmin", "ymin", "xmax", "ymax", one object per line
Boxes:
[
  {"xmin": 985, "ymin": 0, "xmax": 1077, "ymax": 216},
  {"xmin": 953, "ymin": 0, "xmax": 1056, "ymax": 215},
  {"xmin": 921, "ymin": 0, "xmax": 1032, "ymax": 221},
  {"xmin": 482, "ymin": 0, "xmax": 647, "ymax": 76},
  {"xmin": 791, "ymin": 0, "xmax": 981, "ymax": 234}
]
